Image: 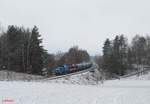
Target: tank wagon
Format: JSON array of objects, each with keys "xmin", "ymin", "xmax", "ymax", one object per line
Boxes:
[{"xmin": 53, "ymin": 62, "xmax": 92, "ymax": 75}]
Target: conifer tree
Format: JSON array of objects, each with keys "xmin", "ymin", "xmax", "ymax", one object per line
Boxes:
[
  {"xmin": 102, "ymin": 38, "xmax": 113, "ymax": 73},
  {"xmin": 29, "ymin": 26, "xmax": 44, "ymax": 74}
]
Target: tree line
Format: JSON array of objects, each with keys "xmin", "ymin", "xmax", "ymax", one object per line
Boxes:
[
  {"xmin": 0, "ymin": 25, "xmax": 90, "ymax": 75},
  {"xmin": 0, "ymin": 25, "xmax": 45, "ymax": 75},
  {"xmin": 98, "ymin": 35, "xmax": 150, "ymax": 77}
]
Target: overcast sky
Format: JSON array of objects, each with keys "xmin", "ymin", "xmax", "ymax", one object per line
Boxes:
[{"xmin": 0, "ymin": 0, "xmax": 150, "ymax": 55}]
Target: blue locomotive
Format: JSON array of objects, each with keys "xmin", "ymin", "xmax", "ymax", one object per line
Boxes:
[{"xmin": 53, "ymin": 62, "xmax": 92, "ymax": 75}]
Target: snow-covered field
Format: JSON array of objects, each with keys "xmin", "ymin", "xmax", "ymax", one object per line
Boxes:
[
  {"xmin": 1, "ymin": 68, "xmax": 150, "ymax": 104},
  {"xmin": 0, "ymin": 80, "xmax": 150, "ymax": 104}
]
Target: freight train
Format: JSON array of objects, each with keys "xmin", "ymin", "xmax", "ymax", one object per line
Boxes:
[{"xmin": 53, "ymin": 62, "xmax": 93, "ymax": 75}]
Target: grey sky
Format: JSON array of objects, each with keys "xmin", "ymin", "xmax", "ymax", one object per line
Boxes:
[{"xmin": 0, "ymin": 0, "xmax": 150, "ymax": 55}]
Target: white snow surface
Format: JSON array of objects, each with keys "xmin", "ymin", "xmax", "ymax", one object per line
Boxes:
[
  {"xmin": 0, "ymin": 80, "xmax": 150, "ymax": 104},
  {"xmin": 0, "ymin": 69, "xmax": 101, "ymax": 85},
  {"xmin": 123, "ymin": 71, "xmax": 150, "ymax": 80},
  {"xmin": 46, "ymin": 72, "xmax": 101, "ymax": 85},
  {"xmin": 0, "ymin": 70, "xmax": 43, "ymax": 81},
  {"xmin": 1, "ymin": 69, "xmax": 150, "ymax": 104}
]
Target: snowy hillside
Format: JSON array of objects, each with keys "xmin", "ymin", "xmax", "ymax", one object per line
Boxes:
[
  {"xmin": 123, "ymin": 71, "xmax": 150, "ymax": 80},
  {"xmin": 0, "ymin": 67, "xmax": 102, "ymax": 85},
  {"xmin": 0, "ymin": 70, "xmax": 43, "ymax": 81},
  {"xmin": 46, "ymin": 71, "xmax": 101, "ymax": 85},
  {"xmin": 40, "ymin": 67, "xmax": 102, "ymax": 85}
]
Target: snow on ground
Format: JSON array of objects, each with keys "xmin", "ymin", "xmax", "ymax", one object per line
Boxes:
[
  {"xmin": 46, "ymin": 71, "xmax": 101, "ymax": 85},
  {"xmin": 0, "ymin": 68, "xmax": 102, "ymax": 85},
  {"xmin": 122, "ymin": 71, "xmax": 150, "ymax": 80},
  {"xmin": 1, "ymin": 69, "xmax": 150, "ymax": 104},
  {"xmin": 1, "ymin": 80, "xmax": 150, "ymax": 104},
  {"xmin": 0, "ymin": 70, "xmax": 43, "ymax": 81}
]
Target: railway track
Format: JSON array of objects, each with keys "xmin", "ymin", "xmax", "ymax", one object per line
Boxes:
[{"xmin": 39, "ymin": 65, "xmax": 97, "ymax": 81}]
